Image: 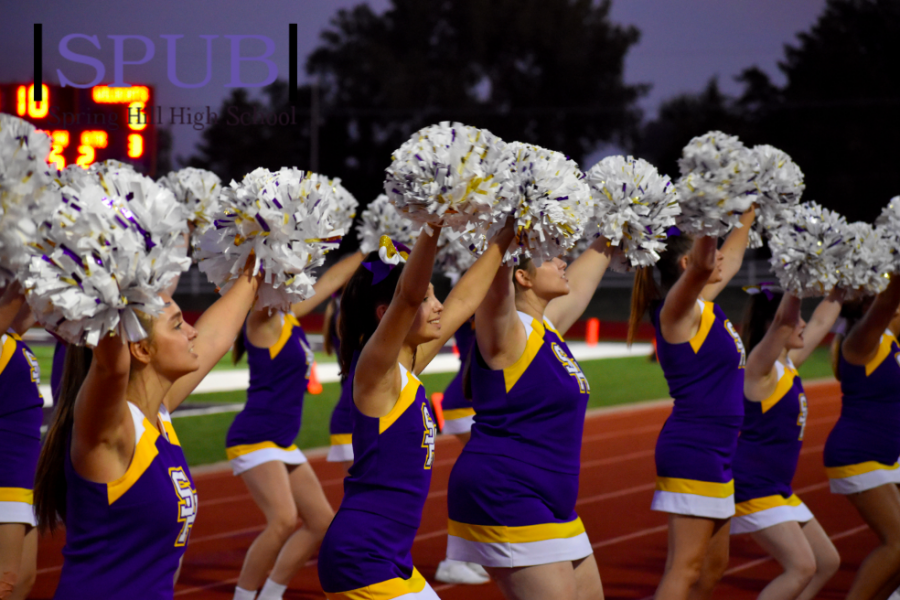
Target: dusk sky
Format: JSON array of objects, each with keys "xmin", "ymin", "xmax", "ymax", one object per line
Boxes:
[{"xmin": 1, "ymin": 0, "xmax": 827, "ymax": 166}]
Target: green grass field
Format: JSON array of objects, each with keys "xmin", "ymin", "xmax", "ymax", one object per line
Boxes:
[{"xmin": 169, "ymin": 346, "xmax": 835, "ymax": 466}]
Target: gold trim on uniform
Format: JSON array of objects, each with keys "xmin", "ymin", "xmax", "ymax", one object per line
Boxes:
[
  {"xmin": 226, "ymin": 441, "xmax": 300, "ymax": 460},
  {"xmin": 0, "ymin": 487, "xmax": 33, "ymax": 504},
  {"xmin": 379, "ymin": 370, "xmax": 422, "ymax": 434},
  {"xmin": 107, "ymin": 419, "xmax": 160, "ymax": 504},
  {"xmin": 503, "ymin": 319, "xmax": 544, "ymax": 392},
  {"xmin": 325, "ymin": 567, "xmax": 428, "ymax": 600},
  {"xmin": 689, "ymin": 301, "xmax": 716, "ymax": 353},
  {"xmin": 655, "ymin": 476, "xmax": 734, "ymax": 498},
  {"xmin": 448, "ymin": 516, "xmax": 586, "ymax": 544},
  {"xmin": 826, "ymin": 460, "xmax": 900, "ymax": 479}
]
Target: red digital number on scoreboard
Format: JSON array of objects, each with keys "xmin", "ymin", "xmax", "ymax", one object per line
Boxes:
[{"xmin": 0, "ymin": 82, "xmax": 156, "ymax": 175}]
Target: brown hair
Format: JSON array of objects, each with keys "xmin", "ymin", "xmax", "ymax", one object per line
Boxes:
[
  {"xmin": 512, "ymin": 257, "xmax": 536, "ymax": 293},
  {"xmin": 322, "ymin": 294, "xmax": 339, "ymax": 356},
  {"xmin": 232, "ymin": 331, "xmax": 246, "ymax": 365},
  {"xmin": 740, "ymin": 291, "xmax": 784, "ymax": 354},
  {"xmin": 34, "ymin": 345, "xmax": 91, "ymax": 532},
  {"xmin": 627, "ymin": 234, "xmax": 694, "ymax": 345},
  {"xmin": 338, "ymin": 252, "xmax": 405, "ymax": 376}
]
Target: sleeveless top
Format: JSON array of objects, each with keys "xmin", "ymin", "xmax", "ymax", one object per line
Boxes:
[
  {"xmin": 733, "ymin": 358, "xmax": 807, "ymax": 501},
  {"xmin": 825, "ymin": 329, "xmax": 900, "ymax": 468},
  {"xmin": 55, "ymin": 403, "xmax": 198, "ymax": 600},
  {"xmin": 340, "ymin": 364, "xmax": 436, "ymax": 528},
  {"xmin": 652, "ymin": 300, "xmax": 746, "ymax": 420},
  {"xmin": 0, "ymin": 330, "xmax": 43, "ymax": 438},
  {"xmin": 465, "ymin": 312, "xmax": 590, "ymax": 475},
  {"xmin": 226, "ymin": 313, "xmax": 315, "ymax": 449},
  {"xmin": 442, "ymin": 319, "xmax": 476, "ymax": 409},
  {"xmin": 838, "ymin": 329, "xmax": 900, "ymax": 427}
]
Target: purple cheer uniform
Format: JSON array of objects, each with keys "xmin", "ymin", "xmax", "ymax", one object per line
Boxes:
[
  {"xmin": 318, "ymin": 364, "xmax": 439, "ymax": 599},
  {"xmin": 824, "ymin": 329, "xmax": 900, "ymax": 493},
  {"xmin": 441, "ymin": 319, "xmax": 477, "ymax": 435},
  {"xmin": 54, "ymin": 403, "xmax": 197, "ymax": 599},
  {"xmin": 650, "ymin": 299, "xmax": 746, "ymax": 519},
  {"xmin": 225, "ymin": 313, "xmax": 314, "ymax": 475},
  {"xmin": 731, "ymin": 358, "xmax": 814, "ymax": 534},
  {"xmin": 446, "ymin": 312, "xmax": 593, "ymax": 567},
  {"xmin": 0, "ymin": 331, "xmax": 43, "ymax": 526}
]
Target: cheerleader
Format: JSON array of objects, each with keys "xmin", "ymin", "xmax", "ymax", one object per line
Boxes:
[
  {"xmin": 445, "ymin": 234, "xmax": 615, "ymax": 600},
  {"xmin": 228, "ymin": 251, "xmax": 362, "ymax": 600},
  {"xmin": 32, "ymin": 260, "xmax": 260, "ymax": 600},
  {"xmin": 0, "ymin": 283, "xmax": 40, "ymax": 600},
  {"xmin": 824, "ymin": 275, "xmax": 900, "ymax": 600},
  {"xmin": 733, "ymin": 289, "xmax": 842, "ymax": 600},
  {"xmin": 628, "ymin": 208, "xmax": 755, "ymax": 600},
  {"xmin": 325, "ymin": 292, "xmax": 354, "ymax": 470},
  {"xmin": 434, "ymin": 318, "xmax": 491, "ymax": 585},
  {"xmin": 317, "ymin": 223, "xmax": 514, "ymax": 599}
]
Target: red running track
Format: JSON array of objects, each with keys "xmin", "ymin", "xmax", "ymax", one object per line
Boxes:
[{"xmin": 32, "ymin": 381, "xmax": 874, "ymax": 599}]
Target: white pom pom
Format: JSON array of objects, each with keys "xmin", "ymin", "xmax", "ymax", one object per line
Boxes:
[
  {"xmin": 841, "ymin": 221, "xmax": 892, "ymax": 296},
  {"xmin": 89, "ymin": 159, "xmax": 137, "ymax": 176},
  {"xmin": 0, "ymin": 114, "xmax": 57, "ymax": 285},
  {"xmin": 357, "ymin": 194, "xmax": 419, "ymax": 254},
  {"xmin": 743, "ymin": 144, "xmax": 805, "ymax": 248},
  {"xmin": 195, "ymin": 167, "xmax": 344, "ymax": 311},
  {"xmin": 159, "ymin": 167, "xmax": 222, "ymax": 231},
  {"xmin": 675, "ymin": 131, "xmax": 758, "ymax": 238},
  {"xmin": 584, "ymin": 155, "xmax": 680, "ymax": 271},
  {"xmin": 328, "ymin": 177, "xmax": 359, "ymax": 235},
  {"xmin": 767, "ymin": 202, "xmax": 849, "ymax": 297},
  {"xmin": 435, "ymin": 228, "xmax": 479, "ymax": 282},
  {"xmin": 500, "ymin": 142, "xmax": 593, "ymax": 266},
  {"xmin": 21, "ymin": 174, "xmax": 190, "ymax": 345},
  {"xmin": 874, "ymin": 196, "xmax": 900, "ymax": 271},
  {"xmin": 384, "ymin": 122, "xmax": 515, "ymax": 234}
]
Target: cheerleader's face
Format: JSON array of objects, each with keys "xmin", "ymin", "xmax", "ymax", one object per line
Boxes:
[
  {"xmin": 407, "ymin": 283, "xmax": 444, "ymax": 344},
  {"xmin": 141, "ymin": 295, "xmax": 200, "ymax": 379},
  {"xmin": 786, "ymin": 317, "xmax": 807, "ymax": 350},
  {"xmin": 530, "ymin": 258, "xmax": 570, "ymax": 300}
]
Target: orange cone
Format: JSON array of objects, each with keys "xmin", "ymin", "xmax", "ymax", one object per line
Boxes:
[
  {"xmin": 586, "ymin": 318, "xmax": 600, "ymax": 346},
  {"xmin": 307, "ymin": 362, "xmax": 323, "ymax": 395},
  {"xmin": 431, "ymin": 392, "xmax": 445, "ymax": 432}
]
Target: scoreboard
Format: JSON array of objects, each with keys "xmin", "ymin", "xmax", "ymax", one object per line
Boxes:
[{"xmin": 0, "ymin": 82, "xmax": 157, "ymax": 176}]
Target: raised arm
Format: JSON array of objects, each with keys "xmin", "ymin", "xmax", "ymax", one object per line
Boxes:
[
  {"xmin": 163, "ymin": 261, "xmax": 260, "ymax": 411},
  {"xmin": 545, "ymin": 236, "xmax": 614, "ymax": 335},
  {"xmin": 291, "ymin": 251, "xmax": 364, "ymax": 318},
  {"xmin": 71, "ymin": 332, "xmax": 131, "ymax": 482},
  {"xmin": 788, "ymin": 287, "xmax": 844, "ymax": 367},
  {"xmin": 702, "ymin": 206, "xmax": 756, "ymax": 302},
  {"xmin": 354, "ymin": 230, "xmax": 440, "ymax": 417},
  {"xmin": 415, "ymin": 222, "xmax": 516, "ymax": 371},
  {"xmin": 659, "ymin": 236, "xmax": 717, "ymax": 344},
  {"xmin": 745, "ymin": 294, "xmax": 801, "ymax": 402},
  {"xmin": 842, "ymin": 275, "xmax": 900, "ymax": 366}
]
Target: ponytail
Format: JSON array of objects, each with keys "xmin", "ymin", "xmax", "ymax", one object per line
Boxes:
[
  {"xmin": 322, "ymin": 295, "xmax": 339, "ymax": 356},
  {"xmin": 628, "ymin": 267, "xmax": 660, "ymax": 346},
  {"xmin": 628, "ymin": 234, "xmax": 696, "ymax": 345},
  {"xmin": 34, "ymin": 345, "xmax": 92, "ymax": 532},
  {"xmin": 231, "ymin": 331, "xmax": 246, "ymax": 365},
  {"xmin": 831, "ymin": 334, "xmax": 843, "ymax": 381},
  {"xmin": 338, "ymin": 253, "xmax": 404, "ymax": 377}
]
